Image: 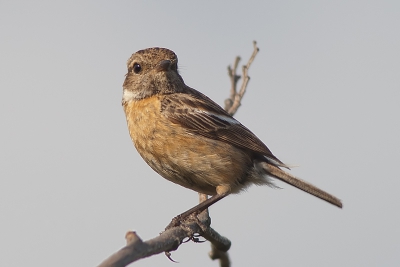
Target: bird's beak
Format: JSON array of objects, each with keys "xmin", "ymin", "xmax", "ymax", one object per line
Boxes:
[{"xmin": 156, "ymin": 60, "xmax": 171, "ymax": 72}]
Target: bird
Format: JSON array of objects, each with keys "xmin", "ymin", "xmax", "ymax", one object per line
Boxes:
[{"xmin": 122, "ymin": 47, "xmax": 342, "ymax": 226}]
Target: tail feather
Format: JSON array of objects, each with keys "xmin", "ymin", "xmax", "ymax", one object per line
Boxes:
[{"xmin": 261, "ymin": 162, "xmax": 343, "ymax": 208}]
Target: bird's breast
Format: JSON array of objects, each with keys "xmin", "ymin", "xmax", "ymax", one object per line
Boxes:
[{"xmin": 123, "ymin": 96, "xmax": 253, "ymax": 195}]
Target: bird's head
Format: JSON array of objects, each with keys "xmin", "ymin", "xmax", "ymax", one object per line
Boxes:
[{"xmin": 122, "ymin": 47, "xmax": 185, "ymax": 105}]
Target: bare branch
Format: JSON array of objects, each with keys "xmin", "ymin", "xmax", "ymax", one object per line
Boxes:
[
  {"xmin": 225, "ymin": 56, "xmax": 241, "ymax": 111},
  {"xmin": 98, "ymin": 210, "xmax": 231, "ymax": 267},
  {"xmin": 226, "ymin": 41, "xmax": 260, "ymax": 116},
  {"xmin": 209, "ymin": 244, "xmax": 231, "ymax": 267}
]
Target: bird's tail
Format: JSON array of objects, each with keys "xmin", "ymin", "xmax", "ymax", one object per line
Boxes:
[{"xmin": 261, "ymin": 162, "xmax": 343, "ymax": 208}]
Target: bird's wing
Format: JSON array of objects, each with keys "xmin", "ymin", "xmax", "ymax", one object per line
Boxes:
[{"xmin": 161, "ymin": 88, "xmax": 286, "ymax": 167}]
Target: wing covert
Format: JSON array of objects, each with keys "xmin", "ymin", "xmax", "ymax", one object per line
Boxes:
[{"xmin": 161, "ymin": 89, "xmax": 285, "ymax": 166}]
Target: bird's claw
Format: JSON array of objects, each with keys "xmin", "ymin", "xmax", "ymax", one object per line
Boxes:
[{"xmin": 165, "ymin": 251, "xmax": 179, "ymax": 263}]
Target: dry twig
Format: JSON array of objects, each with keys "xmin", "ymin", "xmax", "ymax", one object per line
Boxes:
[
  {"xmin": 97, "ymin": 210, "xmax": 231, "ymax": 267},
  {"xmin": 225, "ymin": 41, "xmax": 260, "ymax": 115}
]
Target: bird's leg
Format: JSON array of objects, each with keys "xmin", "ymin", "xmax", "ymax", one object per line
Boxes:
[{"xmin": 165, "ymin": 191, "xmax": 229, "ymax": 230}]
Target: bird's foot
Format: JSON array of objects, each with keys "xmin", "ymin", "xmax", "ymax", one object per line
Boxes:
[{"xmin": 183, "ymin": 233, "xmax": 206, "ymax": 243}]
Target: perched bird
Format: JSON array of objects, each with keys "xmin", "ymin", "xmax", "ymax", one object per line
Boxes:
[{"xmin": 122, "ymin": 47, "xmax": 342, "ymax": 224}]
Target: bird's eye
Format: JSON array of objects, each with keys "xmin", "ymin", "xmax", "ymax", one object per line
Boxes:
[{"xmin": 133, "ymin": 63, "xmax": 142, "ymax": 74}]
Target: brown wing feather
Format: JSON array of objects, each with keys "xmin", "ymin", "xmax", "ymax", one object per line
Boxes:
[{"xmin": 161, "ymin": 87, "xmax": 285, "ymax": 166}]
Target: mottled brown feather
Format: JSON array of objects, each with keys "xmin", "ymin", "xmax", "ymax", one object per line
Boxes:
[{"xmin": 160, "ymin": 89, "xmax": 286, "ymax": 167}]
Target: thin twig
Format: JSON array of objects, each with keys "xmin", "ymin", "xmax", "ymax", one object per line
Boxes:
[
  {"xmin": 225, "ymin": 56, "xmax": 241, "ymax": 111},
  {"xmin": 226, "ymin": 41, "xmax": 260, "ymax": 115}
]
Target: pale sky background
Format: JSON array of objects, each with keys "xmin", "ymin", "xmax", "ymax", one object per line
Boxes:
[{"xmin": 1, "ymin": 1, "xmax": 399, "ymax": 266}]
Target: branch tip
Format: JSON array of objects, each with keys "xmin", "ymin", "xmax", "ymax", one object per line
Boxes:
[{"xmin": 125, "ymin": 231, "xmax": 142, "ymax": 245}]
